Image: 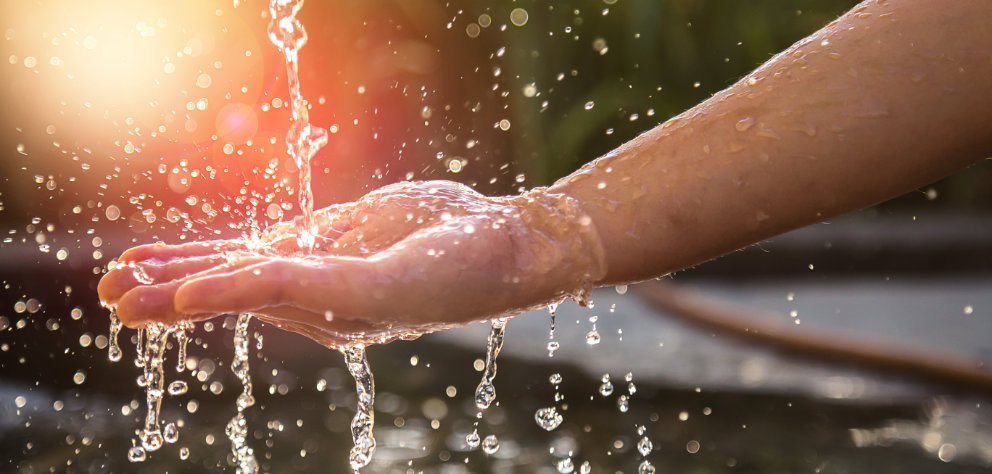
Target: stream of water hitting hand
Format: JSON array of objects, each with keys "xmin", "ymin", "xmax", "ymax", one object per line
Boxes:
[{"xmin": 266, "ymin": 1, "xmax": 376, "ymax": 472}]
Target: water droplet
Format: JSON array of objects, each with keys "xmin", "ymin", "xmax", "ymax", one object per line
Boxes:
[
  {"xmin": 466, "ymin": 430, "xmax": 481, "ymax": 449},
  {"xmin": 523, "ymin": 83, "xmax": 537, "ymax": 97},
  {"xmin": 599, "ymin": 375, "xmax": 614, "ymax": 396},
  {"xmin": 580, "ymin": 461, "xmax": 592, "ymax": 474},
  {"xmin": 964, "ymin": 305, "xmax": 974, "ymax": 315},
  {"xmin": 638, "ymin": 460, "xmax": 656, "ymax": 474},
  {"xmin": 735, "ymin": 117, "xmax": 755, "ymax": 132},
  {"xmin": 465, "ymin": 23, "xmax": 481, "ymax": 38},
  {"xmin": 168, "ymin": 380, "xmax": 188, "ymax": 396},
  {"xmin": 265, "ymin": 203, "xmax": 283, "ymax": 220},
  {"xmin": 557, "ymin": 457, "xmax": 575, "ymax": 473},
  {"xmin": 482, "ymin": 434, "xmax": 500, "ymax": 454},
  {"xmin": 592, "ymin": 38, "xmax": 608, "ymax": 55},
  {"xmin": 546, "ymin": 340, "xmax": 559, "ymax": 357},
  {"xmin": 142, "ymin": 430, "xmax": 163, "ymax": 451},
  {"xmin": 585, "ymin": 330, "xmax": 601, "ymax": 345},
  {"xmin": 127, "ymin": 445, "xmax": 147, "ymax": 462},
  {"xmin": 163, "ymin": 422, "xmax": 179, "ymax": 444},
  {"xmin": 535, "ymin": 407, "xmax": 563, "ymax": 431},
  {"xmin": 584, "ymin": 101, "xmax": 595, "ymax": 110},
  {"xmin": 617, "ymin": 395, "xmax": 629, "ymax": 413},
  {"xmin": 179, "ymin": 446, "xmax": 190, "ymax": 460},
  {"xmin": 549, "ymin": 373, "xmax": 562, "ymax": 385},
  {"xmin": 637, "ymin": 436, "xmax": 653, "ymax": 456},
  {"xmin": 509, "ymin": 8, "xmax": 529, "ymax": 26}
]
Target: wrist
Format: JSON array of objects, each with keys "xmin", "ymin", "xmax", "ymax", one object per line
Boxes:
[{"xmin": 504, "ymin": 188, "xmax": 608, "ymax": 300}]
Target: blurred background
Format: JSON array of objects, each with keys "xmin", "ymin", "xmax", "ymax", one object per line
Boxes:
[{"xmin": 2, "ymin": 0, "xmax": 991, "ymax": 472}]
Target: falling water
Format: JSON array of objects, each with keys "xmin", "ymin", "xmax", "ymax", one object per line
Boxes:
[
  {"xmin": 466, "ymin": 319, "xmax": 507, "ymax": 450},
  {"xmin": 342, "ymin": 345, "xmax": 376, "ymax": 471},
  {"xmin": 226, "ymin": 312, "xmax": 259, "ymax": 473},
  {"xmin": 266, "ymin": 0, "xmax": 328, "ymax": 252},
  {"xmin": 174, "ymin": 321, "xmax": 192, "ymax": 372},
  {"xmin": 535, "ymin": 372, "xmax": 564, "ymax": 431},
  {"xmin": 136, "ymin": 323, "xmax": 175, "ymax": 455},
  {"xmin": 107, "ymin": 308, "xmax": 122, "ymax": 362}
]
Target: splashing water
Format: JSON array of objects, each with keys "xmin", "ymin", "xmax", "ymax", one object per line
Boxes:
[
  {"xmin": 226, "ymin": 312, "xmax": 259, "ymax": 474},
  {"xmin": 266, "ymin": 0, "xmax": 328, "ymax": 252},
  {"xmin": 343, "ymin": 345, "xmax": 376, "ymax": 471}
]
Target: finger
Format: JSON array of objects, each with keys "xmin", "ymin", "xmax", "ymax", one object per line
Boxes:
[
  {"xmin": 113, "ymin": 255, "xmax": 268, "ymax": 327},
  {"xmin": 119, "ymin": 239, "xmax": 243, "ymax": 263},
  {"xmin": 174, "ymin": 257, "xmax": 376, "ymax": 318},
  {"xmin": 115, "ymin": 281, "xmax": 186, "ymax": 327},
  {"xmin": 98, "ymin": 254, "xmax": 234, "ymax": 305}
]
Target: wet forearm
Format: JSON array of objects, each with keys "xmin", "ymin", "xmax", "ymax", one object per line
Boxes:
[{"xmin": 549, "ymin": 0, "xmax": 992, "ymax": 285}]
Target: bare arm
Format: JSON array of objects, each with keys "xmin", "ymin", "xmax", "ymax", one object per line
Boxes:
[
  {"xmin": 100, "ymin": 0, "xmax": 992, "ymax": 346},
  {"xmin": 552, "ymin": 0, "xmax": 992, "ymax": 285}
]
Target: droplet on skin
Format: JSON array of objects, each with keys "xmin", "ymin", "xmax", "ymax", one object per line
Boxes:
[{"xmin": 735, "ymin": 117, "xmax": 755, "ymax": 132}]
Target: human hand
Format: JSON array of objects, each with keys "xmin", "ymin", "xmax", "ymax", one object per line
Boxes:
[{"xmin": 97, "ymin": 181, "xmax": 606, "ymax": 348}]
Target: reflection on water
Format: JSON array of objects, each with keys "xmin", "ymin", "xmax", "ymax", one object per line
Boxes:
[{"xmin": 851, "ymin": 397, "xmax": 992, "ymax": 467}]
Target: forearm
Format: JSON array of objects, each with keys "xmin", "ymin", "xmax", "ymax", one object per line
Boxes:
[{"xmin": 550, "ymin": 0, "xmax": 992, "ymax": 285}]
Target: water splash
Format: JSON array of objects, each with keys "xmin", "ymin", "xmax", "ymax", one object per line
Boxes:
[
  {"xmin": 226, "ymin": 312, "xmax": 258, "ymax": 474},
  {"xmin": 266, "ymin": 0, "xmax": 327, "ymax": 252},
  {"xmin": 342, "ymin": 344, "xmax": 376, "ymax": 471}
]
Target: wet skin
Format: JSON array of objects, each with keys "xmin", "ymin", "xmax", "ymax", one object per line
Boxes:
[
  {"xmin": 100, "ymin": 0, "xmax": 992, "ymax": 347},
  {"xmin": 98, "ymin": 181, "xmax": 605, "ymax": 348}
]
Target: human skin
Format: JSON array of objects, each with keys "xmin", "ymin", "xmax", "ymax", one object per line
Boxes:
[{"xmin": 98, "ymin": 0, "xmax": 992, "ymax": 348}]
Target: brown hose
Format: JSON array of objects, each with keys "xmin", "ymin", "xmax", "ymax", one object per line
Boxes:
[{"xmin": 636, "ymin": 280, "xmax": 992, "ymax": 393}]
